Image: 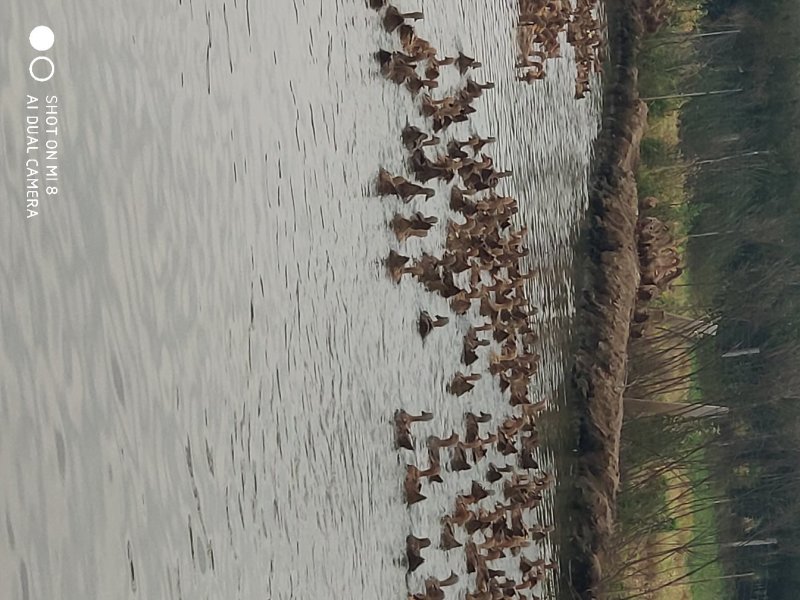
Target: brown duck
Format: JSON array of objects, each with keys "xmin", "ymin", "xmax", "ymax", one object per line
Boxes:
[
  {"xmin": 517, "ymin": 449, "xmax": 539, "ymax": 470},
  {"xmin": 406, "ymin": 534, "xmax": 430, "ymax": 572},
  {"xmin": 383, "ymin": 6, "xmax": 424, "ymax": 33},
  {"xmin": 404, "ymin": 468, "xmax": 426, "ymax": 505},
  {"xmin": 449, "ymin": 445, "xmax": 472, "ymax": 472},
  {"xmin": 418, "ymin": 572, "xmax": 459, "ymax": 600},
  {"xmin": 385, "ymin": 250, "xmax": 410, "ymax": 283},
  {"xmin": 402, "ymin": 125, "xmax": 439, "ymax": 151},
  {"xmin": 487, "ymin": 462, "xmax": 513, "ymax": 483},
  {"xmin": 391, "ymin": 212, "xmax": 437, "ymax": 241},
  {"xmin": 440, "ymin": 521, "xmax": 462, "ymax": 550},
  {"xmin": 406, "ymin": 75, "xmax": 439, "ymax": 96},
  {"xmin": 462, "ymin": 327, "xmax": 490, "ymax": 365},
  {"xmin": 377, "ymin": 168, "xmax": 435, "ymax": 202},
  {"xmin": 467, "ymin": 480, "xmax": 492, "ymax": 501},
  {"xmin": 394, "ymin": 409, "xmax": 433, "ymax": 449},
  {"xmin": 427, "ymin": 432, "xmax": 459, "ymax": 450},
  {"xmin": 455, "ymin": 51, "xmax": 482, "ymax": 74},
  {"xmin": 447, "ymin": 372, "xmax": 481, "ymax": 396},
  {"xmin": 418, "ymin": 311, "xmax": 449, "ymax": 339}
]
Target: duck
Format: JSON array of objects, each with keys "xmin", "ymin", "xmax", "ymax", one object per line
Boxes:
[
  {"xmin": 440, "ymin": 521, "xmax": 462, "ymax": 550},
  {"xmin": 406, "ymin": 75, "xmax": 439, "ymax": 96},
  {"xmin": 418, "ymin": 311, "xmax": 449, "ymax": 338},
  {"xmin": 377, "ymin": 168, "xmax": 435, "ymax": 202},
  {"xmin": 459, "ymin": 135, "xmax": 497, "ymax": 154},
  {"xmin": 402, "ymin": 125, "xmax": 439, "ymax": 151},
  {"xmin": 404, "ymin": 468, "xmax": 427, "ymax": 505},
  {"xmin": 406, "ymin": 534, "xmax": 430, "ymax": 572},
  {"xmin": 468, "ymin": 480, "xmax": 492, "ymax": 501},
  {"xmin": 442, "ymin": 496, "xmax": 476, "ymax": 528},
  {"xmin": 407, "ymin": 463, "xmax": 442, "ymax": 483},
  {"xmin": 463, "ymin": 77, "xmax": 495, "ymax": 96},
  {"xmin": 518, "ymin": 449, "xmax": 540, "ymax": 470},
  {"xmin": 462, "ymin": 328, "xmax": 490, "ymax": 365},
  {"xmin": 529, "ymin": 523, "xmax": 555, "ymax": 541},
  {"xmin": 519, "ymin": 556, "xmax": 537, "ymax": 575},
  {"xmin": 465, "ymin": 541, "xmax": 481, "ymax": 573},
  {"xmin": 449, "ymin": 445, "xmax": 472, "ymax": 472},
  {"xmin": 447, "ymin": 372, "xmax": 481, "ymax": 396},
  {"xmin": 409, "ymin": 149, "xmax": 448, "ymax": 183},
  {"xmin": 428, "ymin": 432, "xmax": 459, "ymax": 450},
  {"xmin": 518, "ymin": 68, "xmax": 546, "ymax": 83},
  {"xmin": 455, "ymin": 51, "xmax": 482, "ymax": 74},
  {"xmin": 449, "ymin": 186, "xmax": 478, "ymax": 215},
  {"xmin": 391, "ymin": 212, "xmax": 437, "ymax": 241},
  {"xmin": 385, "ymin": 250, "xmax": 410, "ymax": 283},
  {"xmin": 376, "ymin": 51, "xmax": 418, "ymax": 85},
  {"xmin": 383, "ymin": 6, "xmax": 424, "ymax": 33},
  {"xmin": 394, "ymin": 409, "xmax": 433, "ymax": 449},
  {"xmin": 463, "ymin": 412, "xmax": 481, "ymax": 443},
  {"xmin": 495, "ymin": 431, "xmax": 518, "ymax": 456},
  {"xmin": 419, "ymin": 572, "xmax": 459, "ymax": 600},
  {"xmin": 458, "ymin": 433, "xmax": 497, "ymax": 451},
  {"xmin": 487, "ymin": 462, "xmax": 513, "ymax": 483}
]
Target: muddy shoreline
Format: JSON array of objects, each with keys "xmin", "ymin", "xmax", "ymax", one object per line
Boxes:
[{"xmin": 562, "ymin": 0, "xmax": 646, "ymax": 597}]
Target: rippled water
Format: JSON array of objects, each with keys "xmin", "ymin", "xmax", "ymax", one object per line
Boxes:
[{"xmin": 0, "ymin": 0, "xmax": 601, "ymax": 598}]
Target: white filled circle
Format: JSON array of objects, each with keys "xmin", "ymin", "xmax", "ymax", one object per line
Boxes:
[{"xmin": 30, "ymin": 26, "xmax": 55, "ymax": 51}]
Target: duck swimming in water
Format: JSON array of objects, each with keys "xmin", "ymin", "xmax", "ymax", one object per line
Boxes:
[
  {"xmin": 427, "ymin": 432, "xmax": 459, "ymax": 450},
  {"xmin": 462, "ymin": 327, "xmax": 491, "ymax": 365},
  {"xmin": 391, "ymin": 212, "xmax": 437, "ymax": 241},
  {"xmin": 449, "ymin": 186, "xmax": 478, "ymax": 215},
  {"xmin": 402, "ymin": 125, "xmax": 440, "ymax": 152},
  {"xmin": 404, "ymin": 468, "xmax": 427, "ymax": 505},
  {"xmin": 464, "ymin": 540, "xmax": 481, "ymax": 573},
  {"xmin": 413, "ymin": 572, "xmax": 459, "ymax": 600},
  {"xmin": 406, "ymin": 75, "xmax": 439, "ymax": 96},
  {"xmin": 418, "ymin": 311, "xmax": 449, "ymax": 338},
  {"xmin": 487, "ymin": 462, "xmax": 513, "ymax": 483},
  {"xmin": 449, "ymin": 445, "xmax": 472, "ymax": 472},
  {"xmin": 376, "ymin": 50, "xmax": 418, "ymax": 85},
  {"xmin": 377, "ymin": 168, "xmax": 435, "ymax": 202},
  {"xmin": 440, "ymin": 521, "xmax": 462, "ymax": 550},
  {"xmin": 447, "ymin": 372, "xmax": 481, "ymax": 396},
  {"xmin": 383, "ymin": 6, "xmax": 424, "ymax": 33},
  {"xmin": 407, "ymin": 463, "xmax": 441, "ymax": 483},
  {"xmin": 406, "ymin": 534, "xmax": 430, "ymax": 572},
  {"xmin": 385, "ymin": 250, "xmax": 410, "ymax": 283},
  {"xmin": 394, "ymin": 409, "xmax": 433, "ymax": 449},
  {"xmin": 464, "ymin": 480, "xmax": 492, "ymax": 502},
  {"xmin": 455, "ymin": 51, "xmax": 482, "ymax": 74}
]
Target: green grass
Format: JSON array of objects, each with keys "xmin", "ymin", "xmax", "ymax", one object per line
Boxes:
[{"xmin": 685, "ymin": 452, "xmax": 732, "ymax": 599}]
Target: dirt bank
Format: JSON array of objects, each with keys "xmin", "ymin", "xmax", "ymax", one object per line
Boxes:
[{"xmin": 564, "ymin": 0, "xmax": 647, "ymax": 597}]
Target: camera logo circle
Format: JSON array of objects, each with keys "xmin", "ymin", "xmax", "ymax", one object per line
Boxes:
[
  {"xmin": 30, "ymin": 26, "xmax": 55, "ymax": 51},
  {"xmin": 29, "ymin": 26, "xmax": 55, "ymax": 82}
]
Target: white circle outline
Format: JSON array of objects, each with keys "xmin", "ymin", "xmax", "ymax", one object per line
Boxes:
[{"xmin": 29, "ymin": 56, "xmax": 55, "ymax": 82}]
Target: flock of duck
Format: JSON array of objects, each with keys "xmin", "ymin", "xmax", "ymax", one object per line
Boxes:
[
  {"xmin": 367, "ymin": 2, "xmax": 574, "ymax": 599},
  {"xmin": 517, "ymin": 0, "xmax": 604, "ymax": 98}
]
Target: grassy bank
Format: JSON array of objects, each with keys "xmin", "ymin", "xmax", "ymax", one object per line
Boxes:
[
  {"xmin": 608, "ymin": 0, "xmax": 800, "ymax": 598},
  {"xmin": 600, "ymin": 1, "xmax": 733, "ymax": 598}
]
